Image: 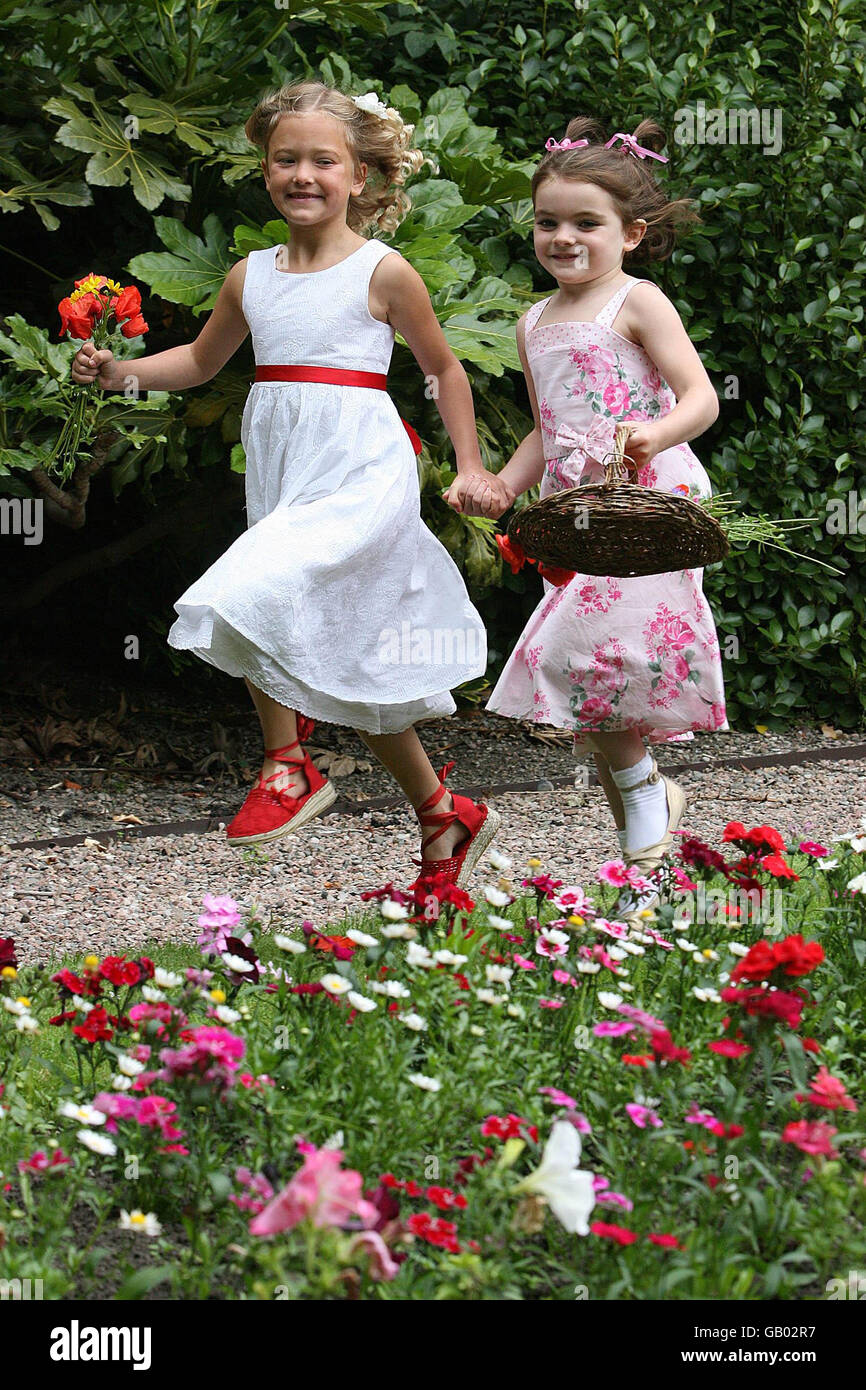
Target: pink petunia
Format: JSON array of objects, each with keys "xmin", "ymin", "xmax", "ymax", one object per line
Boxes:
[
  {"xmin": 249, "ymin": 1147, "xmax": 377, "ymax": 1236},
  {"xmin": 512, "ymin": 954, "xmax": 537, "ymax": 970},
  {"xmin": 539, "ymin": 998, "xmax": 565, "ymax": 1010},
  {"xmin": 798, "ymin": 841, "xmax": 828, "ymax": 858},
  {"xmin": 626, "ymin": 1102, "xmax": 663, "ymax": 1129},
  {"xmin": 593, "ymin": 1020, "xmax": 635, "ymax": 1037},
  {"xmin": 539, "ymin": 1086, "xmax": 577, "ymax": 1109},
  {"xmin": 552, "ymin": 968, "xmax": 578, "ymax": 987}
]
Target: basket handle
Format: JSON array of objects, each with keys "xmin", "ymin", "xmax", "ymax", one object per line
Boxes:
[{"xmin": 599, "ymin": 423, "xmax": 639, "ymax": 484}]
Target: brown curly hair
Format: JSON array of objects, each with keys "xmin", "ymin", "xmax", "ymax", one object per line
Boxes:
[
  {"xmin": 244, "ymin": 81, "xmax": 425, "ymax": 236},
  {"xmin": 531, "ymin": 117, "xmax": 700, "ymax": 263}
]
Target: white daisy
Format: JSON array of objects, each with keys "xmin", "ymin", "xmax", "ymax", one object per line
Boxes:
[
  {"xmin": 60, "ymin": 1102, "xmax": 105, "ymax": 1126},
  {"xmin": 399, "ymin": 1012, "xmax": 428, "ymax": 1031},
  {"xmin": 369, "ymin": 980, "xmax": 411, "ymax": 999},
  {"xmin": 320, "ymin": 974, "xmax": 351, "ymax": 996},
  {"xmin": 575, "ymin": 961, "xmax": 601, "ymax": 975},
  {"xmin": 346, "ymin": 928, "xmax": 379, "ymax": 948},
  {"xmin": 112, "ymin": 1075, "xmax": 133, "ymax": 1091},
  {"xmin": 598, "ymin": 991, "xmax": 623, "ymax": 1009},
  {"xmin": 381, "ymin": 900, "xmax": 410, "ymax": 921},
  {"xmin": 15, "ymin": 1015, "xmax": 39, "ymax": 1032},
  {"xmin": 273, "ymin": 935, "xmax": 307, "ymax": 954},
  {"xmin": 214, "ymin": 1004, "xmax": 241, "ymax": 1024},
  {"xmin": 487, "ymin": 848, "xmax": 514, "ymax": 871},
  {"xmin": 381, "ymin": 923, "xmax": 417, "ymax": 940},
  {"xmin": 483, "ymin": 886, "xmax": 512, "ymax": 908},
  {"xmin": 486, "ymin": 913, "xmax": 514, "ymax": 931},
  {"xmin": 475, "ymin": 988, "xmax": 506, "ymax": 1006},
  {"xmin": 406, "ymin": 942, "xmax": 435, "ymax": 969},
  {"xmin": 506, "ymin": 1002, "xmax": 525, "ymax": 1018},
  {"xmin": 78, "ymin": 1129, "xmax": 117, "ymax": 1156},
  {"xmin": 116, "ymin": 1054, "xmax": 145, "ymax": 1076},
  {"xmin": 153, "ymin": 968, "xmax": 183, "ymax": 989},
  {"xmin": 676, "ymin": 938, "xmax": 698, "ymax": 952},
  {"xmin": 486, "ymin": 964, "xmax": 513, "ymax": 987},
  {"xmin": 434, "ymin": 949, "xmax": 468, "ymax": 967},
  {"xmin": 220, "ymin": 954, "xmax": 253, "ymax": 975},
  {"xmin": 408, "ymin": 1072, "xmax": 441, "ymax": 1092},
  {"xmin": 469, "ymin": 1025, "xmax": 486, "ymax": 1037},
  {"xmin": 119, "ymin": 1209, "xmax": 161, "ymax": 1237},
  {"xmin": 347, "ymin": 991, "xmax": 376, "ymax": 1012}
]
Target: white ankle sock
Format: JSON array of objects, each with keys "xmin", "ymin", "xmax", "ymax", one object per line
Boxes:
[
  {"xmin": 617, "ymin": 829, "xmax": 628, "ymax": 853},
  {"xmin": 611, "ymin": 753, "xmax": 668, "ymax": 853}
]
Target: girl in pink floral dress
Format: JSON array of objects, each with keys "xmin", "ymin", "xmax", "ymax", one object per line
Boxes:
[{"xmin": 445, "ymin": 116, "xmax": 728, "ymax": 888}]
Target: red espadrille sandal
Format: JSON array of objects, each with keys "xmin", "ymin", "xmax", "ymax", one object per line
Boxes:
[
  {"xmin": 226, "ymin": 721, "xmax": 336, "ymax": 847},
  {"xmin": 408, "ymin": 761, "xmax": 501, "ymax": 890}
]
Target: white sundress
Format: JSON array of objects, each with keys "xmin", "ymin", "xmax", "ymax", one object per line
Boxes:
[{"xmin": 167, "ymin": 238, "xmax": 487, "ymax": 734}]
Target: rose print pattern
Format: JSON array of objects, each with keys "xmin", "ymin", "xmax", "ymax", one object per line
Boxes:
[{"xmin": 487, "ymin": 279, "xmax": 728, "ymax": 744}]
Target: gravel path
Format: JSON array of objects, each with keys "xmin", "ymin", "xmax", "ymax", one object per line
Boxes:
[{"xmin": 3, "ymin": 733, "xmax": 864, "ymax": 966}]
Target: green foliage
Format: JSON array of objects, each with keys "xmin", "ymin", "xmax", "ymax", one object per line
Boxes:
[{"xmin": 0, "ymin": 0, "xmax": 863, "ymax": 722}]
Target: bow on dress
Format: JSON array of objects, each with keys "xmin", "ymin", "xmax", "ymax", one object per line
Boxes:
[{"xmin": 552, "ymin": 418, "xmax": 619, "ymax": 483}]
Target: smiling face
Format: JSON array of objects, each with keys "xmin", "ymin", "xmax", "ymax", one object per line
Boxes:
[
  {"xmin": 533, "ymin": 177, "xmax": 646, "ymax": 284},
  {"xmin": 262, "ymin": 110, "xmax": 368, "ymax": 229}
]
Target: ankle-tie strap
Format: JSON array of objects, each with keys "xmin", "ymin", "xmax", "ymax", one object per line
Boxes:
[{"xmin": 414, "ymin": 762, "xmax": 458, "ymax": 853}]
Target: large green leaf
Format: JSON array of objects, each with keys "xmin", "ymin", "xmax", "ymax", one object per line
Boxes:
[
  {"xmin": 441, "ymin": 314, "xmax": 521, "ymax": 373},
  {"xmin": 43, "ymin": 84, "xmax": 191, "ymax": 211},
  {"xmin": 127, "ymin": 215, "xmax": 232, "ymax": 313},
  {"xmin": 0, "ymin": 153, "xmax": 92, "ymax": 231}
]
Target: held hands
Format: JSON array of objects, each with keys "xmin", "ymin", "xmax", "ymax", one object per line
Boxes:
[
  {"xmin": 442, "ymin": 468, "xmax": 516, "ymax": 519},
  {"xmin": 71, "ymin": 339, "xmax": 122, "ymax": 390}
]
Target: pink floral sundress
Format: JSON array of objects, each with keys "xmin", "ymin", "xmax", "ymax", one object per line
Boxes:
[{"xmin": 486, "ymin": 275, "xmax": 728, "ymax": 751}]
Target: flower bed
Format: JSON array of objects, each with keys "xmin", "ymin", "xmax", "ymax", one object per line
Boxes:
[{"xmin": 1, "ymin": 818, "xmax": 865, "ymax": 1301}]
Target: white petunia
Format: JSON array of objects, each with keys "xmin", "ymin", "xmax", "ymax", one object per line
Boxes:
[
  {"xmin": 576, "ymin": 961, "xmax": 600, "ymax": 975},
  {"xmin": 606, "ymin": 946, "xmax": 628, "ymax": 961},
  {"xmin": 381, "ymin": 923, "xmax": 417, "ymax": 940},
  {"xmin": 486, "ymin": 964, "xmax": 513, "ymax": 987},
  {"xmin": 818, "ymin": 859, "xmax": 839, "ymax": 871},
  {"xmin": 369, "ymin": 980, "xmax": 411, "ymax": 999},
  {"xmin": 220, "ymin": 955, "xmax": 253, "ymax": 975},
  {"xmin": 381, "ymin": 900, "xmax": 410, "ymax": 921},
  {"xmin": 469, "ymin": 1024, "xmax": 486, "ymax": 1037},
  {"xmin": 676, "ymin": 938, "xmax": 698, "ymax": 952},
  {"xmin": 15, "ymin": 1014, "xmax": 39, "ymax": 1033},
  {"xmin": 847, "ymin": 872, "xmax": 866, "ymax": 893},
  {"xmin": 408, "ymin": 1072, "xmax": 441, "ymax": 1092},
  {"xmin": 153, "ymin": 968, "xmax": 183, "ymax": 989},
  {"xmin": 618, "ymin": 982, "xmax": 634, "ymax": 992},
  {"xmin": 513, "ymin": 1120, "xmax": 595, "ymax": 1235},
  {"xmin": 728, "ymin": 942, "xmax": 750, "ymax": 957},
  {"xmin": 3, "ymin": 998, "xmax": 27, "ymax": 1016},
  {"xmin": 506, "ymin": 1003, "xmax": 525, "ymax": 1019},
  {"xmin": 487, "ymin": 848, "xmax": 514, "ymax": 872},
  {"xmin": 141, "ymin": 984, "xmax": 168, "ymax": 1002},
  {"xmin": 75, "ymin": 999, "xmax": 95, "ymax": 1014},
  {"xmin": 848, "ymin": 835, "xmax": 866, "ymax": 854},
  {"xmin": 347, "ymin": 991, "xmax": 377, "ymax": 1013},
  {"xmin": 598, "ymin": 991, "xmax": 622, "ymax": 1009},
  {"xmin": 434, "ymin": 949, "xmax": 468, "ymax": 967},
  {"xmin": 60, "ymin": 1102, "xmax": 105, "ymax": 1126},
  {"xmin": 112, "ymin": 1075, "xmax": 133, "ymax": 1091},
  {"xmin": 399, "ymin": 1012, "xmax": 428, "ymax": 1031},
  {"xmin": 483, "ymin": 886, "xmax": 512, "ymax": 908},
  {"xmin": 320, "ymin": 974, "xmax": 351, "ymax": 996},
  {"xmin": 346, "ymin": 928, "xmax": 379, "ymax": 948},
  {"xmin": 78, "ymin": 1129, "xmax": 117, "ymax": 1156},
  {"xmin": 406, "ymin": 942, "xmax": 435, "ymax": 969},
  {"xmin": 486, "ymin": 913, "xmax": 514, "ymax": 931},
  {"xmin": 214, "ymin": 1004, "xmax": 241, "ymax": 1024},
  {"xmin": 119, "ymin": 1209, "xmax": 161, "ymax": 1237},
  {"xmin": 620, "ymin": 941, "xmax": 646, "ymax": 956},
  {"xmin": 273, "ymin": 935, "xmax": 307, "ymax": 954}
]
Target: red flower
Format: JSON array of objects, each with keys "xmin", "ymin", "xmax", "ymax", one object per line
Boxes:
[
  {"xmin": 591, "ymin": 1221, "xmax": 638, "ymax": 1245},
  {"xmin": 650, "ymin": 1028, "xmax": 691, "ymax": 1065},
  {"xmin": 407, "ymin": 1213, "xmax": 460, "ymax": 1253},
  {"xmin": 0, "ymin": 937, "xmax": 18, "ymax": 970},
  {"xmin": 731, "ymin": 934, "xmax": 823, "ymax": 984},
  {"xmin": 72, "ymin": 1006, "xmax": 114, "ymax": 1043},
  {"xmin": 109, "ymin": 285, "xmax": 142, "ymax": 321},
  {"xmin": 57, "ymin": 292, "xmax": 102, "ymax": 339},
  {"xmin": 648, "ymin": 1232, "xmax": 682, "ymax": 1249},
  {"xmin": 120, "ymin": 313, "xmax": 149, "ymax": 339},
  {"xmin": 289, "ymin": 983, "xmax": 324, "ymax": 996},
  {"xmin": 52, "ymin": 968, "xmax": 86, "ymax": 995},
  {"xmin": 720, "ymin": 984, "xmax": 805, "ymax": 1029},
  {"xmin": 537, "ymin": 562, "xmax": 577, "ymax": 587},
  {"xmin": 495, "ymin": 532, "xmax": 527, "ymax": 574},
  {"xmin": 100, "ymin": 956, "xmax": 143, "ymax": 987},
  {"xmin": 708, "ymin": 1122, "xmax": 745, "ymax": 1139},
  {"xmin": 480, "ymin": 1113, "xmax": 538, "ymax": 1142},
  {"xmin": 802, "ymin": 1037, "xmax": 821, "ymax": 1054},
  {"xmin": 707, "ymin": 1039, "xmax": 752, "ymax": 1058},
  {"xmin": 782, "ymin": 1120, "xmax": 839, "ymax": 1158},
  {"xmin": 622, "ymin": 1054, "xmax": 653, "ymax": 1066},
  {"xmin": 796, "ymin": 1066, "xmax": 857, "ymax": 1113},
  {"xmin": 760, "ymin": 853, "xmax": 799, "ymax": 881}
]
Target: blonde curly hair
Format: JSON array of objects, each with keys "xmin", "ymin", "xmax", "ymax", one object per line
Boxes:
[{"xmin": 244, "ymin": 81, "xmax": 425, "ymax": 236}]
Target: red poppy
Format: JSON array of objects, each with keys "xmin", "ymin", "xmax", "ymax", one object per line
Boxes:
[
  {"xmin": 494, "ymin": 532, "xmax": 527, "ymax": 574},
  {"xmin": 120, "ymin": 313, "xmax": 149, "ymax": 339},
  {"xmin": 648, "ymin": 1232, "xmax": 682, "ymax": 1249},
  {"xmin": 708, "ymin": 1039, "xmax": 752, "ymax": 1058},
  {"xmin": 109, "ymin": 285, "xmax": 142, "ymax": 321},
  {"xmin": 57, "ymin": 293, "xmax": 102, "ymax": 339}
]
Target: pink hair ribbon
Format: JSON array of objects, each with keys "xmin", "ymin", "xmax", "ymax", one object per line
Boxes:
[
  {"xmin": 544, "ymin": 136, "xmax": 590, "ymax": 152},
  {"xmin": 604, "ymin": 131, "xmax": 669, "ymax": 163}
]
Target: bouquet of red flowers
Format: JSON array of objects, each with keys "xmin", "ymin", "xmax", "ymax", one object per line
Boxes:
[{"xmin": 50, "ymin": 272, "xmax": 149, "ymax": 480}]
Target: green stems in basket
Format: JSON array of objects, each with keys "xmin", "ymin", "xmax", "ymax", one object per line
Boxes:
[{"xmin": 700, "ymin": 493, "xmax": 842, "ymax": 574}]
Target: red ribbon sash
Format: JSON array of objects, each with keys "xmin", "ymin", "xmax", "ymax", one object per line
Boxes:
[{"xmin": 253, "ymin": 364, "xmax": 422, "ymax": 456}]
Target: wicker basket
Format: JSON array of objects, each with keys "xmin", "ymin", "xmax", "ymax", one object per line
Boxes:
[{"xmin": 507, "ymin": 425, "xmax": 730, "ymax": 579}]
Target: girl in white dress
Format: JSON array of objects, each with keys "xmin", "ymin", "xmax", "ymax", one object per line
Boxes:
[{"xmin": 71, "ymin": 82, "xmax": 510, "ymax": 889}]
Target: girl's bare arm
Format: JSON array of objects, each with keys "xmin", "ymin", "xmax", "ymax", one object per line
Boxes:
[
  {"xmin": 623, "ymin": 283, "xmax": 719, "ymax": 449},
  {"xmin": 495, "ymin": 314, "xmax": 547, "ymax": 501},
  {"xmin": 71, "ymin": 260, "xmax": 251, "ymax": 391}
]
